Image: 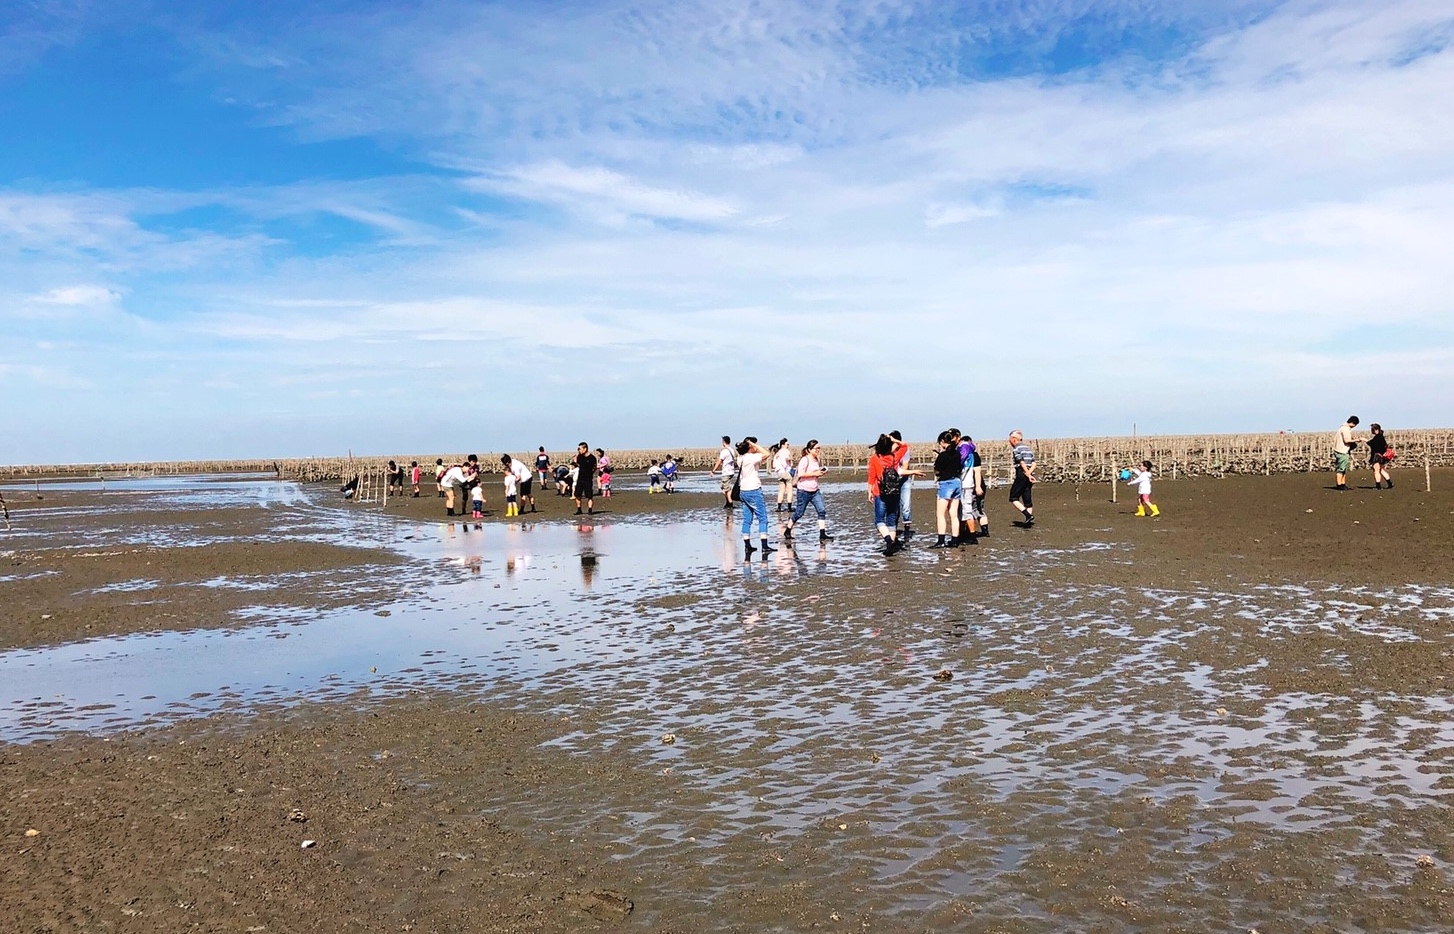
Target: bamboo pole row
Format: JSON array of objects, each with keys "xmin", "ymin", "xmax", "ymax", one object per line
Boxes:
[{"xmin": 5, "ymin": 430, "xmax": 1453, "ymax": 485}]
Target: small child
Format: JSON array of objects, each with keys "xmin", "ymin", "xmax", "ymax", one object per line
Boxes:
[
  {"xmin": 503, "ymin": 470, "xmax": 519, "ymax": 517},
  {"xmin": 470, "ymin": 481, "xmax": 486, "ymax": 519},
  {"xmin": 410, "ymin": 460, "xmax": 422, "ymax": 498},
  {"xmin": 647, "ymin": 460, "xmax": 662, "ymax": 493},
  {"xmin": 1125, "ymin": 460, "xmax": 1160, "ymax": 517},
  {"xmin": 661, "ymin": 456, "xmax": 677, "ymax": 493},
  {"xmin": 599, "ymin": 467, "xmax": 612, "ymax": 498}
]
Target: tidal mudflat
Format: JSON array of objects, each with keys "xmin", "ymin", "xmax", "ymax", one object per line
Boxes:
[{"xmin": 3, "ymin": 472, "xmax": 1451, "ymax": 932}]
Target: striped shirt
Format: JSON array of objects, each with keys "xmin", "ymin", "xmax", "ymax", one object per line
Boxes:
[{"xmin": 1012, "ymin": 443, "xmax": 1035, "ymax": 476}]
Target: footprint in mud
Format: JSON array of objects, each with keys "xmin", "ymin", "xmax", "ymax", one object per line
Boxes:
[{"xmin": 564, "ymin": 888, "xmax": 633, "ymax": 921}]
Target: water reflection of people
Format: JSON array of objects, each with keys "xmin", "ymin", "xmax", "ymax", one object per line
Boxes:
[
  {"xmin": 720, "ymin": 509, "xmax": 740, "ymax": 571},
  {"xmin": 577, "ymin": 521, "xmax": 598, "ymax": 588}
]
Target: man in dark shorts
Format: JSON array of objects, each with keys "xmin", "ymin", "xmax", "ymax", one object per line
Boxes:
[
  {"xmin": 1008, "ymin": 430, "xmax": 1036, "ymax": 527},
  {"xmin": 535, "ymin": 447, "xmax": 551, "ymax": 486},
  {"xmin": 571, "ymin": 442, "xmax": 597, "ymax": 515}
]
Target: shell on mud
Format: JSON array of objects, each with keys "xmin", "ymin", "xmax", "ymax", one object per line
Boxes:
[
  {"xmin": 300, "ymin": 839, "xmax": 317, "ymax": 849},
  {"xmin": 287, "ymin": 808, "xmax": 308, "ymax": 823},
  {"xmin": 932, "ymin": 670, "xmax": 953, "ymax": 682},
  {"xmin": 25, "ymin": 828, "xmax": 41, "ymax": 837},
  {"xmin": 661, "ymin": 733, "xmax": 676, "ymax": 745}
]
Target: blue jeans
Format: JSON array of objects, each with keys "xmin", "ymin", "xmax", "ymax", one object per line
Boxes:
[
  {"xmin": 791, "ymin": 488, "xmax": 826, "ymax": 522},
  {"xmin": 740, "ymin": 487, "xmax": 769, "ymax": 536},
  {"xmin": 899, "ymin": 478, "xmax": 913, "ymax": 523},
  {"xmin": 873, "ymin": 495, "xmax": 901, "ymax": 530}
]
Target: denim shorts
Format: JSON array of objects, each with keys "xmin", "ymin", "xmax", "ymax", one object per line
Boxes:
[{"xmin": 937, "ymin": 478, "xmax": 962, "ymax": 500}]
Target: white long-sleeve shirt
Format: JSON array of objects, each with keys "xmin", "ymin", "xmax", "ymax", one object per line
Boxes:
[{"xmin": 1126, "ymin": 469, "xmax": 1153, "ymax": 496}]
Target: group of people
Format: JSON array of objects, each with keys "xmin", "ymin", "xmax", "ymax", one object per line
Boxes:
[
  {"xmin": 646, "ymin": 455, "xmax": 680, "ymax": 493},
  {"xmin": 712, "ymin": 436, "xmax": 835, "ymax": 557},
  {"xmin": 426, "ymin": 444, "xmax": 608, "ymax": 519},
  {"xmin": 364, "ymin": 414, "xmax": 1402, "ymax": 561},
  {"xmin": 868, "ymin": 429, "xmax": 1026, "ymax": 555},
  {"xmin": 710, "ymin": 430, "xmax": 1045, "ymax": 558},
  {"xmin": 534, "ymin": 446, "xmax": 614, "ymax": 507},
  {"xmin": 1332, "ymin": 417, "xmax": 1397, "ymax": 490}
]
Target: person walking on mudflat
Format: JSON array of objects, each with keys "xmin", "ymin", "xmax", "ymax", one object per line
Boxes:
[
  {"xmin": 1008, "ymin": 430, "xmax": 1036, "ymax": 527},
  {"xmin": 1125, "ymin": 460, "xmax": 1160, "ymax": 516},
  {"xmin": 571, "ymin": 442, "xmax": 598, "ymax": 515},
  {"xmin": 736, "ymin": 438, "xmax": 777, "ymax": 557},
  {"xmin": 889, "ymin": 430, "xmax": 916, "ymax": 540},
  {"xmin": 784, "ymin": 439, "xmax": 833, "ymax": 544},
  {"xmin": 869, "ymin": 434, "xmax": 909, "ymax": 555},
  {"xmin": 772, "ymin": 439, "xmax": 794, "ymax": 513},
  {"xmin": 1367, "ymin": 423, "xmax": 1394, "ymax": 489},
  {"xmin": 930, "ymin": 431, "xmax": 963, "ymax": 549},
  {"xmin": 1332, "ymin": 415, "xmax": 1360, "ymax": 491},
  {"xmin": 713, "ymin": 435, "xmax": 737, "ymax": 511}
]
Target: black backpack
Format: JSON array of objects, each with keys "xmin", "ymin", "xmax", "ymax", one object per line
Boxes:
[{"xmin": 878, "ymin": 464, "xmax": 901, "ymax": 498}]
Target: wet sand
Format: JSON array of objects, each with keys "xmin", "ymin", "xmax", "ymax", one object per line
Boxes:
[{"xmin": 3, "ymin": 470, "xmax": 1452, "ymax": 931}]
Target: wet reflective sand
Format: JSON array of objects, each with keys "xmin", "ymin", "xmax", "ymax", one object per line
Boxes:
[{"xmin": 3, "ymin": 474, "xmax": 1452, "ymax": 931}]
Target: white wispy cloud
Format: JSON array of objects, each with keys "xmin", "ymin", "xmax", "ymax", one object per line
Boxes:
[
  {"xmin": 468, "ymin": 161, "xmax": 740, "ymax": 225},
  {"xmin": 31, "ymin": 284, "xmax": 121, "ymax": 306}
]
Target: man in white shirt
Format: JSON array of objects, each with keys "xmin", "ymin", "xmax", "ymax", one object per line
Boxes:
[
  {"xmin": 712, "ymin": 435, "xmax": 737, "ymax": 510},
  {"xmin": 502, "ymin": 454, "xmax": 537, "ymax": 513},
  {"xmin": 1332, "ymin": 416, "xmax": 1360, "ymax": 491},
  {"xmin": 440, "ymin": 463, "xmax": 468, "ymax": 516}
]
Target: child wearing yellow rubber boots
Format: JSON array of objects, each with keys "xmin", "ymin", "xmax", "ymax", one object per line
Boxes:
[
  {"xmin": 1125, "ymin": 460, "xmax": 1160, "ymax": 517},
  {"xmin": 503, "ymin": 468, "xmax": 520, "ymax": 517}
]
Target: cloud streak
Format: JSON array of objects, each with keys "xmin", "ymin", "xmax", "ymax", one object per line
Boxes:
[{"xmin": 2, "ymin": 0, "xmax": 1453, "ymax": 460}]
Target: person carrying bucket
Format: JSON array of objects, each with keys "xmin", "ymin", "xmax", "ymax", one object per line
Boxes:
[{"xmin": 1123, "ymin": 461, "xmax": 1160, "ymax": 517}]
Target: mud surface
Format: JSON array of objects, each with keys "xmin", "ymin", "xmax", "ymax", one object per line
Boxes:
[{"xmin": 3, "ymin": 469, "xmax": 1453, "ymax": 932}]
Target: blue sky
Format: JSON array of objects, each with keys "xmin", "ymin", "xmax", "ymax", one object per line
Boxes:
[{"xmin": 3, "ymin": 0, "xmax": 1452, "ymax": 462}]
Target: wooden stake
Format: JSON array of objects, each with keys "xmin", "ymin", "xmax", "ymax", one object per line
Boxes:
[
  {"xmin": 1110, "ymin": 458, "xmax": 1117, "ymax": 503},
  {"xmin": 1427, "ymin": 454, "xmax": 1432, "ymax": 492}
]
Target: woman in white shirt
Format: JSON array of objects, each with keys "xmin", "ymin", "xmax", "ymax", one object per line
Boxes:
[
  {"xmin": 783, "ymin": 440, "xmax": 833, "ymax": 544},
  {"xmin": 771, "ymin": 439, "xmax": 794, "ymax": 512},
  {"xmin": 735, "ymin": 437, "xmax": 776, "ymax": 557}
]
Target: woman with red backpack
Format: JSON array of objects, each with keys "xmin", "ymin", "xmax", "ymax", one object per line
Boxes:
[{"xmin": 868, "ymin": 433, "xmax": 910, "ymax": 555}]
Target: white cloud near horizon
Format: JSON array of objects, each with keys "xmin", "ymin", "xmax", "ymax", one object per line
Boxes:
[{"xmin": 3, "ymin": 0, "xmax": 1454, "ymax": 461}]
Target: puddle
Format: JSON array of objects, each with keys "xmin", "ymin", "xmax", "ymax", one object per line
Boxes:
[{"xmin": 0, "ymin": 494, "xmax": 879, "ymax": 742}]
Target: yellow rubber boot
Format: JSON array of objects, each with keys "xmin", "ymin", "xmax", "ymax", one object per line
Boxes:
[
  {"xmin": 1135, "ymin": 506, "xmax": 1146, "ymax": 517},
  {"xmin": 1150, "ymin": 504, "xmax": 1160, "ymax": 517}
]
